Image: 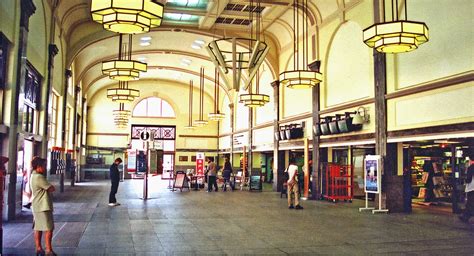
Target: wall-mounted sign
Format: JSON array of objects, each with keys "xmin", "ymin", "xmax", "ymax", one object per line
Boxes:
[
  {"xmin": 233, "ymin": 133, "xmax": 248, "ymax": 147},
  {"xmin": 364, "ymin": 155, "xmax": 381, "ymax": 194}
]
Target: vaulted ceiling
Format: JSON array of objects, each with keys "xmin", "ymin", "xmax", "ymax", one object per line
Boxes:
[{"xmin": 49, "ymin": 0, "xmax": 345, "ymax": 102}]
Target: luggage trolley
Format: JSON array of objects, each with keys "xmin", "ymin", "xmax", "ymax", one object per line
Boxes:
[{"xmin": 323, "ymin": 163, "xmax": 353, "ymax": 203}]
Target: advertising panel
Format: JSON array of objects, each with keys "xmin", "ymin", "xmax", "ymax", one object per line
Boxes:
[{"xmin": 364, "ymin": 155, "xmax": 381, "ymax": 194}]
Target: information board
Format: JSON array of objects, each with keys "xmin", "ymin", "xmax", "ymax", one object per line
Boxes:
[
  {"xmin": 173, "ymin": 171, "xmax": 190, "ymax": 191},
  {"xmin": 127, "ymin": 150, "xmax": 137, "ymax": 174},
  {"xmin": 137, "ymin": 151, "xmax": 147, "ymax": 173},
  {"xmin": 249, "ymin": 175, "xmax": 262, "ymax": 191},
  {"xmin": 364, "ymin": 155, "xmax": 381, "ymax": 194}
]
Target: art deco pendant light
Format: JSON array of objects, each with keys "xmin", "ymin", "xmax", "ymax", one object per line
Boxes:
[
  {"xmin": 91, "ymin": 0, "xmax": 164, "ymax": 34},
  {"xmin": 279, "ymin": 0, "xmax": 322, "ymax": 89},
  {"xmin": 184, "ymin": 80, "xmax": 196, "ymax": 129},
  {"xmin": 103, "ymin": 34, "xmax": 147, "ymax": 81},
  {"xmin": 238, "ymin": 0, "xmax": 270, "ymax": 107},
  {"xmin": 363, "ymin": 0, "xmax": 429, "ymax": 53},
  {"xmin": 208, "ymin": 69, "xmax": 225, "ymax": 121},
  {"xmin": 113, "ymin": 103, "xmax": 130, "ymax": 128},
  {"xmin": 206, "ymin": 0, "xmax": 268, "ymax": 92},
  {"xmin": 194, "ymin": 67, "xmax": 208, "ymax": 127}
]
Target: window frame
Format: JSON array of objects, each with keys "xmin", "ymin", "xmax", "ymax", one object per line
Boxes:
[{"xmin": 132, "ymin": 97, "xmax": 176, "ymax": 118}]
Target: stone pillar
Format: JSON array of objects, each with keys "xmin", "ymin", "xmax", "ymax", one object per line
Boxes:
[
  {"xmin": 310, "ymin": 68, "xmax": 321, "ymax": 200},
  {"xmin": 41, "ymin": 44, "xmax": 58, "ymax": 159},
  {"xmin": 271, "ymin": 80, "xmax": 283, "ymax": 191},
  {"xmin": 6, "ymin": 0, "xmax": 36, "ymax": 221},
  {"xmin": 229, "ymin": 103, "xmax": 234, "ymax": 165},
  {"xmin": 70, "ymin": 86, "xmax": 80, "ymax": 186},
  {"xmin": 59, "ymin": 69, "xmax": 71, "ymax": 193},
  {"xmin": 248, "ymin": 107, "xmax": 253, "ymax": 175}
]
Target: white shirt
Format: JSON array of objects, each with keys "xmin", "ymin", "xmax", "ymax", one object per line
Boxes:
[
  {"xmin": 466, "ymin": 165, "xmax": 474, "ymax": 193},
  {"xmin": 287, "ymin": 164, "xmax": 298, "ymax": 183}
]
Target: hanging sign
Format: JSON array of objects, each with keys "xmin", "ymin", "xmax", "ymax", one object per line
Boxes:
[
  {"xmin": 140, "ymin": 131, "xmax": 150, "ymax": 141},
  {"xmin": 196, "ymin": 152, "xmax": 205, "ymax": 176},
  {"xmin": 364, "ymin": 155, "xmax": 381, "ymax": 194}
]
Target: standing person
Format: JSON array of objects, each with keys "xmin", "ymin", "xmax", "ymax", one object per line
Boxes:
[
  {"xmin": 207, "ymin": 157, "xmax": 218, "ymax": 192},
  {"xmin": 0, "ymin": 156, "xmax": 9, "ymax": 256},
  {"xmin": 459, "ymin": 151, "xmax": 474, "ymax": 223},
  {"xmin": 30, "ymin": 157, "xmax": 56, "ymax": 256},
  {"xmin": 286, "ymin": 159, "xmax": 303, "ymax": 210},
  {"xmin": 109, "ymin": 158, "xmax": 122, "ymax": 206},
  {"xmin": 221, "ymin": 158, "xmax": 233, "ymax": 191}
]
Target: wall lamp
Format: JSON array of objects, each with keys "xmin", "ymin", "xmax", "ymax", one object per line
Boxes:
[{"xmin": 352, "ymin": 106, "xmax": 370, "ymax": 125}]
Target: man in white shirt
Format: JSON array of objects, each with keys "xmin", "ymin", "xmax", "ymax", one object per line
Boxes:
[
  {"xmin": 459, "ymin": 151, "xmax": 474, "ymax": 223},
  {"xmin": 286, "ymin": 159, "xmax": 303, "ymax": 210}
]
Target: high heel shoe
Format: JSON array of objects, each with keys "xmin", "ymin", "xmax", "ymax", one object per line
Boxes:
[
  {"xmin": 45, "ymin": 250, "xmax": 57, "ymax": 256},
  {"xmin": 36, "ymin": 249, "xmax": 45, "ymax": 256}
]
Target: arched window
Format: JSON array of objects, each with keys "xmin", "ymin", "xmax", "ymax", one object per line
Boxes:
[{"xmin": 132, "ymin": 97, "xmax": 175, "ymax": 117}]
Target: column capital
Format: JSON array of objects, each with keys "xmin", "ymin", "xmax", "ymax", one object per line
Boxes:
[
  {"xmin": 228, "ymin": 103, "xmax": 234, "ymax": 109},
  {"xmin": 65, "ymin": 69, "xmax": 72, "ymax": 78},
  {"xmin": 75, "ymin": 85, "xmax": 81, "ymax": 94},
  {"xmin": 270, "ymin": 80, "xmax": 280, "ymax": 88},
  {"xmin": 20, "ymin": 0, "xmax": 36, "ymax": 29},
  {"xmin": 48, "ymin": 44, "xmax": 59, "ymax": 58}
]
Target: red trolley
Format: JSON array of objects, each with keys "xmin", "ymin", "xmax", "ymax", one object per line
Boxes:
[{"xmin": 323, "ymin": 163, "xmax": 353, "ymax": 203}]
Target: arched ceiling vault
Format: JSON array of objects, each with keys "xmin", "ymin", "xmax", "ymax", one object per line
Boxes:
[{"xmin": 53, "ymin": 0, "xmax": 340, "ymax": 104}]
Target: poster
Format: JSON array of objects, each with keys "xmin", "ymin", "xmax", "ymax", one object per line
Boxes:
[
  {"xmin": 127, "ymin": 150, "xmax": 137, "ymax": 174},
  {"xmin": 196, "ymin": 152, "xmax": 205, "ymax": 176},
  {"xmin": 364, "ymin": 155, "xmax": 381, "ymax": 194}
]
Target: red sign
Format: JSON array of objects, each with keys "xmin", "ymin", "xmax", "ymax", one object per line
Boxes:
[{"xmin": 196, "ymin": 152, "xmax": 205, "ymax": 176}]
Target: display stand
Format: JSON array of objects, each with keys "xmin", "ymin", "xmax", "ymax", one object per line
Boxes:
[
  {"xmin": 358, "ymin": 155, "xmax": 388, "ymax": 214},
  {"xmin": 173, "ymin": 171, "xmax": 190, "ymax": 192}
]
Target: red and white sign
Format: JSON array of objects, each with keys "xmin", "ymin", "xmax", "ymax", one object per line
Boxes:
[
  {"xmin": 127, "ymin": 149, "xmax": 137, "ymax": 174},
  {"xmin": 196, "ymin": 152, "xmax": 205, "ymax": 176}
]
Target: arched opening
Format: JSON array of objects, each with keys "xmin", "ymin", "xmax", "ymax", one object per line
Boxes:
[{"xmin": 132, "ymin": 97, "xmax": 176, "ymax": 118}]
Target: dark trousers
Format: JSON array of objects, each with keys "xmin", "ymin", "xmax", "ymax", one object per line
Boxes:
[
  {"xmin": 222, "ymin": 178, "xmax": 233, "ymax": 191},
  {"xmin": 462, "ymin": 191, "xmax": 474, "ymax": 219},
  {"xmin": 109, "ymin": 181, "xmax": 119, "ymax": 203},
  {"xmin": 208, "ymin": 176, "xmax": 218, "ymax": 192}
]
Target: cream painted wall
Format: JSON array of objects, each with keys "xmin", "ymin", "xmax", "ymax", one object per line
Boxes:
[
  {"xmin": 388, "ymin": 0, "xmax": 474, "ymax": 92},
  {"xmin": 388, "ymin": 83, "xmax": 474, "ymax": 131},
  {"xmin": 253, "ymin": 126, "xmax": 274, "ymax": 147},
  {"xmin": 0, "ymin": 0, "xmax": 18, "ymax": 42},
  {"xmin": 325, "ymin": 21, "xmax": 374, "ymax": 107},
  {"xmin": 87, "ymin": 80, "xmax": 218, "ymax": 151},
  {"xmin": 26, "ymin": 0, "xmax": 49, "ymax": 76}
]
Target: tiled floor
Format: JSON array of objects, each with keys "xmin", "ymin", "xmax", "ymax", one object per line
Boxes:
[{"xmin": 3, "ymin": 176, "xmax": 474, "ymax": 255}]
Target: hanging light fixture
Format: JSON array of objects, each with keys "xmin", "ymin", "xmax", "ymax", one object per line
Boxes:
[
  {"xmin": 208, "ymin": 68, "xmax": 225, "ymax": 121},
  {"xmin": 113, "ymin": 103, "xmax": 131, "ymax": 128},
  {"xmin": 184, "ymin": 80, "xmax": 196, "ymax": 129},
  {"xmin": 103, "ymin": 34, "xmax": 147, "ymax": 81},
  {"xmin": 107, "ymin": 81, "xmax": 140, "ymax": 102},
  {"xmin": 280, "ymin": 0, "xmax": 322, "ymax": 89},
  {"xmin": 91, "ymin": 0, "xmax": 164, "ymax": 34},
  {"xmin": 194, "ymin": 67, "xmax": 208, "ymax": 127},
  {"xmin": 363, "ymin": 0, "xmax": 429, "ymax": 53},
  {"xmin": 238, "ymin": 0, "xmax": 270, "ymax": 108},
  {"xmin": 205, "ymin": 1, "xmax": 268, "ymax": 92}
]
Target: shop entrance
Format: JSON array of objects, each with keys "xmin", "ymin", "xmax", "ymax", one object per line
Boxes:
[{"xmin": 405, "ymin": 139, "xmax": 472, "ymax": 214}]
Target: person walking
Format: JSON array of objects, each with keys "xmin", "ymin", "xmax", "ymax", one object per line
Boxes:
[
  {"xmin": 30, "ymin": 157, "xmax": 56, "ymax": 256},
  {"xmin": 221, "ymin": 158, "xmax": 234, "ymax": 191},
  {"xmin": 207, "ymin": 157, "xmax": 218, "ymax": 192},
  {"xmin": 286, "ymin": 159, "xmax": 303, "ymax": 210},
  {"xmin": 109, "ymin": 158, "xmax": 122, "ymax": 206},
  {"xmin": 459, "ymin": 151, "xmax": 474, "ymax": 223}
]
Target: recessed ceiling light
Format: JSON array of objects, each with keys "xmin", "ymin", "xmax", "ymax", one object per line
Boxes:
[
  {"xmin": 140, "ymin": 36, "xmax": 152, "ymax": 41},
  {"xmin": 194, "ymin": 39, "xmax": 205, "ymax": 45},
  {"xmin": 191, "ymin": 43, "xmax": 202, "ymax": 49},
  {"xmin": 181, "ymin": 58, "xmax": 192, "ymax": 66},
  {"xmin": 140, "ymin": 41, "xmax": 151, "ymax": 46}
]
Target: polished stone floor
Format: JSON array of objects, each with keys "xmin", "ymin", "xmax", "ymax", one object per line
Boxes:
[{"xmin": 3, "ymin": 176, "xmax": 474, "ymax": 255}]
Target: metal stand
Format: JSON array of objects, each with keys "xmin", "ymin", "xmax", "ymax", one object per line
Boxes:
[
  {"xmin": 359, "ymin": 193, "xmax": 375, "ymax": 212},
  {"xmin": 372, "ymin": 193, "xmax": 389, "ymax": 214}
]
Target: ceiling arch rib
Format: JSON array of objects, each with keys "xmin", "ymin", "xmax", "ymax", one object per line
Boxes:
[{"xmin": 84, "ymin": 65, "xmax": 231, "ymax": 99}]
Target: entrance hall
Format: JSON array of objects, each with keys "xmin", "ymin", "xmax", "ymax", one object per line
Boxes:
[{"xmin": 3, "ymin": 178, "xmax": 473, "ymax": 255}]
